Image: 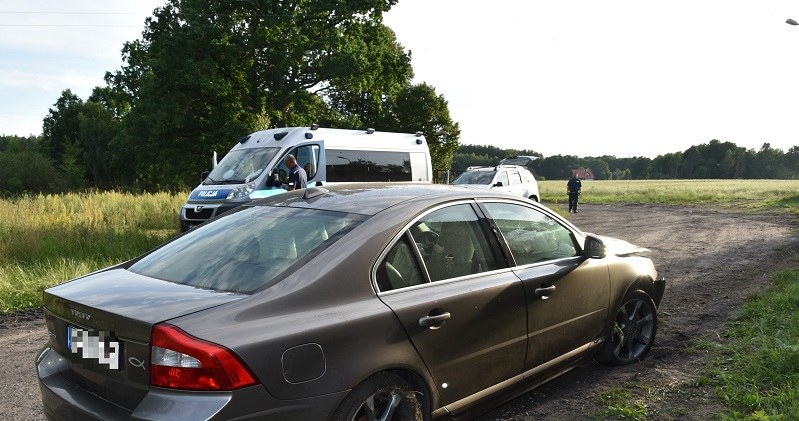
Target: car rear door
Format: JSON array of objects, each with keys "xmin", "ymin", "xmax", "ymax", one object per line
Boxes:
[
  {"xmin": 480, "ymin": 201, "xmax": 611, "ymax": 370},
  {"xmin": 375, "ymin": 202, "xmax": 527, "ymax": 407}
]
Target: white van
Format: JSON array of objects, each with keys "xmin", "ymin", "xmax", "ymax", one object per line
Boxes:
[{"xmin": 180, "ymin": 126, "xmax": 432, "ymax": 231}]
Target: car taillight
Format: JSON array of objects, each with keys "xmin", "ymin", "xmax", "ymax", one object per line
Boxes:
[{"xmin": 150, "ymin": 323, "xmax": 257, "ymax": 391}]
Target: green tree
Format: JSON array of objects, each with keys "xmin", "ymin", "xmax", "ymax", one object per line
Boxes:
[
  {"xmin": 381, "ymin": 83, "xmax": 461, "ymax": 171},
  {"xmin": 42, "ymin": 90, "xmax": 83, "ymax": 170},
  {"xmin": 106, "ymin": 0, "xmax": 416, "ymax": 189}
]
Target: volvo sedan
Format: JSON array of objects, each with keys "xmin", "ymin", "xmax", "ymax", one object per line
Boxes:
[{"xmin": 37, "ymin": 184, "xmax": 665, "ymax": 420}]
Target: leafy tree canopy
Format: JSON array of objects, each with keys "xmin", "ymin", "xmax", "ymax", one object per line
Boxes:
[{"xmin": 105, "ymin": 0, "xmax": 420, "ymax": 189}]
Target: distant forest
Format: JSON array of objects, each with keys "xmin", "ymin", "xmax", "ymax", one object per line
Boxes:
[
  {"xmin": 454, "ymin": 140, "xmax": 799, "ymax": 180},
  {"xmin": 3, "ymin": 134, "xmax": 799, "ymax": 195}
]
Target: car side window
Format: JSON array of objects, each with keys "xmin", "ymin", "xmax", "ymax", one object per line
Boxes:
[
  {"xmin": 482, "ymin": 203, "xmax": 578, "ymax": 266},
  {"xmin": 509, "ymin": 171, "xmax": 523, "ymax": 185},
  {"xmin": 415, "ymin": 204, "xmax": 498, "ymax": 282},
  {"xmin": 495, "ymin": 171, "xmax": 510, "ymax": 187},
  {"xmin": 376, "ymin": 235, "xmax": 426, "ymax": 292}
]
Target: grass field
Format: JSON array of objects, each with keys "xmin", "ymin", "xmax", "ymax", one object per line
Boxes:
[
  {"xmin": 540, "ymin": 179, "xmax": 799, "ymax": 212},
  {"xmin": 701, "ymin": 269, "xmax": 799, "ymax": 420},
  {"xmin": 0, "ymin": 191, "xmax": 185, "ymax": 312},
  {"xmin": 2, "ymin": 180, "xmax": 798, "ymax": 312}
]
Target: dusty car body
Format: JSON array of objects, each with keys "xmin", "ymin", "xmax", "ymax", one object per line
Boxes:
[{"xmin": 37, "ymin": 184, "xmax": 664, "ymax": 420}]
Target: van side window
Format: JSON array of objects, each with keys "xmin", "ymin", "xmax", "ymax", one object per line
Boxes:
[
  {"xmin": 276, "ymin": 144, "xmax": 320, "ymax": 181},
  {"xmin": 326, "ymin": 149, "xmax": 412, "ymax": 182}
]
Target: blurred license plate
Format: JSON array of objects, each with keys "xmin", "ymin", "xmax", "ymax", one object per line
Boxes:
[{"xmin": 67, "ymin": 325, "xmax": 121, "ymax": 370}]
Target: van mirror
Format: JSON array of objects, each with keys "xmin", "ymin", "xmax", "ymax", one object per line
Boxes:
[
  {"xmin": 266, "ymin": 170, "xmax": 280, "ymax": 187},
  {"xmin": 200, "ymin": 170, "xmax": 210, "ymax": 184}
]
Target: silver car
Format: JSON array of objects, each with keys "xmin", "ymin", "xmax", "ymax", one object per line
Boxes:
[{"xmin": 452, "ymin": 165, "xmax": 541, "ymax": 202}]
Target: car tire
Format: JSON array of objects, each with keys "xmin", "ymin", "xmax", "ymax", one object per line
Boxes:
[
  {"xmin": 528, "ymin": 195, "xmax": 539, "ymax": 202},
  {"xmin": 331, "ymin": 372, "xmax": 427, "ymax": 421},
  {"xmin": 596, "ymin": 290, "xmax": 657, "ymax": 366}
]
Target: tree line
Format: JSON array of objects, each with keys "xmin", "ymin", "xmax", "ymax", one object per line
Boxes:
[
  {"xmin": 2, "ymin": 0, "xmax": 460, "ymax": 193},
  {"xmin": 454, "ymin": 139, "xmax": 799, "ymax": 180}
]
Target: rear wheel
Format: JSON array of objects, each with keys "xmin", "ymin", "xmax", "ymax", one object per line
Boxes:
[
  {"xmin": 597, "ymin": 290, "xmax": 657, "ymax": 365},
  {"xmin": 528, "ymin": 195, "xmax": 539, "ymax": 202},
  {"xmin": 332, "ymin": 372, "xmax": 426, "ymax": 421}
]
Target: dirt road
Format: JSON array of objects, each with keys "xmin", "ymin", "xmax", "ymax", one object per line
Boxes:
[{"xmin": 2, "ymin": 204, "xmax": 797, "ymax": 421}]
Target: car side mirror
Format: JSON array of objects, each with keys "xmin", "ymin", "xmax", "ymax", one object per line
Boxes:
[
  {"xmin": 583, "ymin": 235, "xmax": 606, "ymax": 259},
  {"xmin": 200, "ymin": 170, "xmax": 210, "ymax": 184},
  {"xmin": 493, "ymin": 181, "xmax": 504, "ymax": 187}
]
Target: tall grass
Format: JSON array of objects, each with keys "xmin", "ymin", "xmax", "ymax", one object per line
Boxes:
[
  {"xmin": 540, "ymin": 179, "xmax": 799, "ymax": 212},
  {"xmin": 704, "ymin": 269, "xmax": 799, "ymax": 420},
  {"xmin": 0, "ymin": 191, "xmax": 186, "ymax": 312}
]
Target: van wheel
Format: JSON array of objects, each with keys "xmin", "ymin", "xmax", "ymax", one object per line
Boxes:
[
  {"xmin": 529, "ymin": 195, "xmax": 539, "ymax": 202},
  {"xmin": 596, "ymin": 290, "xmax": 657, "ymax": 366},
  {"xmin": 332, "ymin": 372, "xmax": 427, "ymax": 421}
]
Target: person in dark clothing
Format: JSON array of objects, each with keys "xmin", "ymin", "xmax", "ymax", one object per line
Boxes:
[
  {"xmin": 567, "ymin": 173, "xmax": 582, "ymax": 213},
  {"xmin": 283, "ymin": 154, "xmax": 307, "ymax": 190}
]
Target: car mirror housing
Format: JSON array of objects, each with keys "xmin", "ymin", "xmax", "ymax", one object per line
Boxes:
[
  {"xmin": 583, "ymin": 235, "xmax": 606, "ymax": 259},
  {"xmin": 493, "ymin": 181, "xmax": 504, "ymax": 187}
]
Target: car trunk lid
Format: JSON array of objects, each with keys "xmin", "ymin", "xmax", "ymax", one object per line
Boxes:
[{"xmin": 43, "ymin": 268, "xmax": 246, "ymax": 411}]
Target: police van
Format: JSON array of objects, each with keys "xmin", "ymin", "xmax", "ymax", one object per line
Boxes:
[{"xmin": 180, "ymin": 126, "xmax": 432, "ymax": 231}]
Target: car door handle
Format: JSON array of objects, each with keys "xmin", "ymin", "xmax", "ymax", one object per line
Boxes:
[
  {"xmin": 418, "ymin": 312, "xmax": 451, "ymax": 329},
  {"xmin": 535, "ymin": 285, "xmax": 556, "ymax": 298}
]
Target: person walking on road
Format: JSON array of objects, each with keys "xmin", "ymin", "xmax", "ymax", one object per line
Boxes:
[{"xmin": 567, "ymin": 173, "xmax": 582, "ymax": 213}]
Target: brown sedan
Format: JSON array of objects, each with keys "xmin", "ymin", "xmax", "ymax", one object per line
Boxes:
[{"xmin": 37, "ymin": 183, "xmax": 664, "ymax": 420}]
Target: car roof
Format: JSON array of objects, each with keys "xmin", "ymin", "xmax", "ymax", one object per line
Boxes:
[
  {"xmin": 248, "ymin": 183, "xmax": 523, "ymax": 215},
  {"xmin": 465, "ymin": 165, "xmax": 528, "ymax": 172}
]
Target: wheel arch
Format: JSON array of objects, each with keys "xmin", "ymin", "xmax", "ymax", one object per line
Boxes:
[
  {"xmin": 605, "ymin": 275, "xmax": 658, "ymax": 335},
  {"xmin": 389, "ymin": 368, "xmax": 435, "ymax": 418},
  {"xmin": 329, "ymin": 367, "xmax": 437, "ymax": 421}
]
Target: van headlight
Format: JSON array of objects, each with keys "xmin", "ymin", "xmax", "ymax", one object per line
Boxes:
[{"xmin": 226, "ymin": 183, "xmax": 256, "ymax": 200}]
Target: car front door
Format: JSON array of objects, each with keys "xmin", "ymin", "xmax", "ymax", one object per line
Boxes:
[
  {"xmin": 375, "ymin": 202, "xmax": 527, "ymax": 407},
  {"xmin": 480, "ymin": 201, "xmax": 611, "ymax": 370}
]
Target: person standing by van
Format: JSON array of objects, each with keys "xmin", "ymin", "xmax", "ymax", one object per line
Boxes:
[
  {"xmin": 284, "ymin": 154, "xmax": 307, "ymax": 190},
  {"xmin": 567, "ymin": 173, "xmax": 582, "ymax": 213}
]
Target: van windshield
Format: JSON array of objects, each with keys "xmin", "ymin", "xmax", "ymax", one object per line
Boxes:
[{"xmin": 205, "ymin": 147, "xmax": 280, "ymax": 185}]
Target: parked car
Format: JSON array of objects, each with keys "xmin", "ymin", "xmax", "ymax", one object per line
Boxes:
[
  {"xmin": 452, "ymin": 165, "xmax": 541, "ymax": 201},
  {"xmin": 37, "ymin": 184, "xmax": 665, "ymax": 421}
]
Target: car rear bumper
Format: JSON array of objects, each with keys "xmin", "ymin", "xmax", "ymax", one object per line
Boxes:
[{"xmin": 37, "ymin": 347, "xmax": 348, "ymax": 421}]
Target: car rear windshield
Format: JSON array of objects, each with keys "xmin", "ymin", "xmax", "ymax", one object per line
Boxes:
[
  {"xmin": 453, "ymin": 170, "xmax": 496, "ymax": 185},
  {"xmin": 128, "ymin": 206, "xmax": 362, "ymax": 293}
]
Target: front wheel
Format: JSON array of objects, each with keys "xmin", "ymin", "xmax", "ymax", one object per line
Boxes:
[
  {"xmin": 331, "ymin": 372, "xmax": 426, "ymax": 421},
  {"xmin": 596, "ymin": 290, "xmax": 657, "ymax": 366}
]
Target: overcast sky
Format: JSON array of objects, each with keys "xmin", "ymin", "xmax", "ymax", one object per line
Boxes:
[{"xmin": 2, "ymin": 1, "xmax": 799, "ymax": 158}]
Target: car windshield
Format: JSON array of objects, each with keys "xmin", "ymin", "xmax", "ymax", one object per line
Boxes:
[
  {"xmin": 205, "ymin": 147, "xmax": 280, "ymax": 185},
  {"xmin": 452, "ymin": 171, "xmax": 496, "ymax": 185},
  {"xmin": 128, "ymin": 206, "xmax": 362, "ymax": 293}
]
